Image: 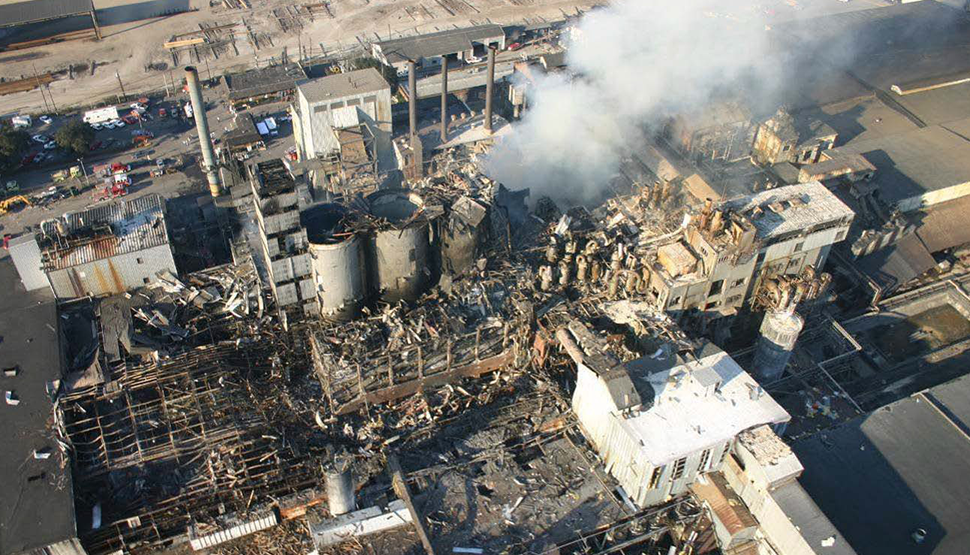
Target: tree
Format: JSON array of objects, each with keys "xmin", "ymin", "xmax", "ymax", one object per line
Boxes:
[
  {"xmin": 55, "ymin": 120, "xmax": 95, "ymax": 156},
  {"xmin": 0, "ymin": 124, "xmax": 29, "ymax": 173}
]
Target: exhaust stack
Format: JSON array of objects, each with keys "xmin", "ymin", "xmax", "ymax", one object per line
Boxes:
[
  {"xmin": 485, "ymin": 45, "xmax": 496, "ymax": 133},
  {"xmin": 184, "ymin": 66, "xmax": 221, "ymax": 197},
  {"xmin": 408, "ymin": 59, "xmax": 417, "ymax": 137},
  {"xmin": 440, "ymin": 57, "xmax": 448, "ymax": 144}
]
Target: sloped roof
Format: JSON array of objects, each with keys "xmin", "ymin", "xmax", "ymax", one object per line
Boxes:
[{"xmin": 0, "ymin": 0, "xmax": 90, "ymax": 28}]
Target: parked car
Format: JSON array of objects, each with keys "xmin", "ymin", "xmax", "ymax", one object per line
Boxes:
[
  {"xmin": 31, "ymin": 134, "xmax": 48, "ymax": 144},
  {"xmin": 39, "ymin": 115, "xmax": 52, "ymax": 125},
  {"xmin": 507, "ymin": 42, "xmax": 523, "ymax": 51},
  {"xmin": 44, "ymin": 141, "xmax": 57, "ymax": 150},
  {"xmin": 115, "ymin": 120, "xmax": 126, "ymax": 128}
]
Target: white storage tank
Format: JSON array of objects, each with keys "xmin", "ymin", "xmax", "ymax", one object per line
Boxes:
[
  {"xmin": 302, "ymin": 204, "xmax": 366, "ymax": 321},
  {"xmin": 366, "ymin": 190, "xmax": 431, "ymax": 303}
]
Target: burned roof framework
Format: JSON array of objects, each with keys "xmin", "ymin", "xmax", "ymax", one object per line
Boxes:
[{"xmin": 39, "ymin": 194, "xmax": 170, "ymax": 272}]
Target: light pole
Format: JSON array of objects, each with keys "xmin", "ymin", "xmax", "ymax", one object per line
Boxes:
[{"xmin": 77, "ymin": 158, "xmax": 89, "ymax": 186}]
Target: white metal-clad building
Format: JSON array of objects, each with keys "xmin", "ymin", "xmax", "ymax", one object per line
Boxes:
[
  {"xmin": 291, "ymin": 69, "xmax": 392, "ymax": 162},
  {"xmin": 571, "ymin": 341, "xmax": 790, "ymax": 509},
  {"xmin": 38, "ymin": 194, "xmax": 176, "ymax": 299}
]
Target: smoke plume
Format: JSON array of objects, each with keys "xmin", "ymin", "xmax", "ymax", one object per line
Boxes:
[{"xmin": 484, "ymin": 0, "xmax": 819, "ymax": 205}]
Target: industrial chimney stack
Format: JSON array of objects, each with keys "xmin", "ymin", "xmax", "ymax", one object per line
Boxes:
[
  {"xmin": 440, "ymin": 57, "xmax": 448, "ymax": 144},
  {"xmin": 184, "ymin": 66, "xmax": 222, "ymax": 198},
  {"xmin": 485, "ymin": 45, "xmax": 496, "ymax": 133},
  {"xmin": 408, "ymin": 60, "xmax": 418, "ymax": 137}
]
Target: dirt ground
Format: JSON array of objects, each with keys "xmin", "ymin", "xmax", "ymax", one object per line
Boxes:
[{"xmin": 0, "ymin": 0, "xmax": 596, "ymax": 116}]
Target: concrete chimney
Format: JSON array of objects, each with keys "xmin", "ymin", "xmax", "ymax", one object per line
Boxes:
[
  {"xmin": 440, "ymin": 56, "xmax": 448, "ymax": 144},
  {"xmin": 184, "ymin": 66, "xmax": 221, "ymax": 197},
  {"xmin": 485, "ymin": 44, "xmax": 496, "ymax": 133},
  {"xmin": 408, "ymin": 59, "xmax": 417, "ymax": 137}
]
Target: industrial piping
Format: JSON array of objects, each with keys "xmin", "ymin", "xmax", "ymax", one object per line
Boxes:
[
  {"xmin": 184, "ymin": 66, "xmax": 222, "ymax": 198},
  {"xmin": 485, "ymin": 45, "xmax": 496, "ymax": 133},
  {"xmin": 408, "ymin": 60, "xmax": 417, "ymax": 137},
  {"xmin": 440, "ymin": 56, "xmax": 448, "ymax": 144}
]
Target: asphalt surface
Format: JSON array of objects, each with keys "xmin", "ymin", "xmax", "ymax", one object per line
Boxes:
[{"xmin": 0, "ymin": 88, "xmax": 297, "ymax": 257}]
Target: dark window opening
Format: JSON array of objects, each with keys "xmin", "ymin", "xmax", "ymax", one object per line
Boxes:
[
  {"xmin": 709, "ymin": 279, "xmax": 724, "ymax": 296},
  {"xmin": 671, "ymin": 457, "xmax": 688, "ymax": 480}
]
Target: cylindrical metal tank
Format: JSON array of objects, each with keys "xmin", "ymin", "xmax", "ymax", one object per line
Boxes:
[
  {"xmin": 367, "ymin": 191, "xmax": 430, "ymax": 303},
  {"xmin": 302, "ymin": 204, "xmax": 366, "ymax": 321},
  {"xmin": 325, "ymin": 461, "xmax": 355, "ymax": 516},
  {"xmin": 754, "ymin": 310, "xmax": 804, "ymax": 382}
]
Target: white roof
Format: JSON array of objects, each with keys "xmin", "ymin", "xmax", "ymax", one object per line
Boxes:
[
  {"xmin": 722, "ymin": 181, "xmax": 854, "ymax": 241},
  {"xmin": 616, "ymin": 349, "xmax": 790, "ymax": 464}
]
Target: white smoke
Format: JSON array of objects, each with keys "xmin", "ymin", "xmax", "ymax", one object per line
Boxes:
[{"xmin": 484, "ymin": 0, "xmax": 799, "ymax": 205}]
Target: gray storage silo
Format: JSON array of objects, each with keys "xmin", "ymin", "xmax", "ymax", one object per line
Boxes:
[
  {"xmin": 366, "ymin": 190, "xmax": 431, "ymax": 303},
  {"xmin": 302, "ymin": 204, "xmax": 366, "ymax": 321},
  {"xmin": 754, "ymin": 310, "xmax": 804, "ymax": 382}
]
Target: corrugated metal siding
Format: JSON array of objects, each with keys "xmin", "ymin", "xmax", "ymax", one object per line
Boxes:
[
  {"xmin": 189, "ymin": 513, "xmax": 278, "ymax": 551},
  {"xmin": 24, "ymin": 538, "xmax": 87, "ymax": 555},
  {"xmin": 48, "ymin": 244, "xmax": 176, "ymax": 299},
  {"xmin": 42, "ymin": 194, "xmax": 170, "ymax": 271},
  {"xmin": 0, "ymin": 0, "xmax": 91, "ymax": 27}
]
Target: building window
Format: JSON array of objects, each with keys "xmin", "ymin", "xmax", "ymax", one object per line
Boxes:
[
  {"xmin": 782, "ymin": 144, "xmax": 791, "ymax": 152},
  {"xmin": 756, "ymin": 251, "xmax": 766, "ymax": 265},
  {"xmin": 698, "ymin": 449, "xmax": 712, "ymax": 472},
  {"xmin": 313, "ymin": 104, "xmax": 328, "ymax": 114},
  {"xmin": 671, "ymin": 457, "xmax": 688, "ymax": 480},
  {"xmin": 346, "ymin": 98, "xmax": 361, "ymax": 107},
  {"xmin": 835, "ymin": 230, "xmax": 846, "ymax": 241},
  {"xmin": 329, "ymin": 101, "xmax": 344, "ymax": 110},
  {"xmin": 793, "ymin": 242, "xmax": 804, "ymax": 253},
  {"xmin": 704, "ymin": 300, "xmax": 720, "ymax": 310},
  {"xmin": 143, "ymin": 277, "xmax": 150, "ymax": 284},
  {"xmin": 648, "ymin": 465, "xmax": 665, "ymax": 489},
  {"xmin": 363, "ymin": 95, "xmax": 376, "ymax": 105},
  {"xmin": 136, "ymin": 257, "xmax": 144, "ymax": 264},
  {"xmin": 709, "ymin": 279, "xmax": 724, "ymax": 296},
  {"xmin": 669, "ymin": 296, "xmax": 682, "ymax": 307},
  {"xmin": 726, "ymin": 294, "xmax": 742, "ymax": 304},
  {"xmin": 732, "ymin": 278, "xmax": 746, "ymax": 288}
]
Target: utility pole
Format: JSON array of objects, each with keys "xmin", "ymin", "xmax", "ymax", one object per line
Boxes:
[
  {"xmin": 31, "ymin": 63, "xmax": 50, "ymax": 113},
  {"xmin": 115, "ymin": 70, "xmax": 127, "ymax": 101},
  {"xmin": 204, "ymin": 56, "xmax": 212, "ymax": 82},
  {"xmin": 45, "ymin": 84, "xmax": 58, "ymax": 114}
]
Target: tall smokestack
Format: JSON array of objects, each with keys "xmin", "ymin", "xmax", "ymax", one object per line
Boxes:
[
  {"xmin": 485, "ymin": 45, "xmax": 496, "ymax": 133},
  {"xmin": 185, "ymin": 66, "xmax": 221, "ymax": 197},
  {"xmin": 440, "ymin": 56, "xmax": 448, "ymax": 144},
  {"xmin": 408, "ymin": 60, "xmax": 417, "ymax": 137}
]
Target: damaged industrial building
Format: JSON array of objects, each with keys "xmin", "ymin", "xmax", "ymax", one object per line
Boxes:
[{"xmin": 9, "ymin": 3, "xmax": 970, "ymax": 555}]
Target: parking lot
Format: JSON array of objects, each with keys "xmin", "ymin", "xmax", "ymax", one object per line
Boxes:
[{"xmin": 0, "ymin": 88, "xmax": 297, "ymax": 256}]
